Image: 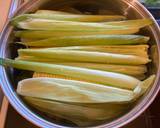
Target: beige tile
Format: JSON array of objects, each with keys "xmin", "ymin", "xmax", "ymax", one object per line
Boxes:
[{"xmin": 0, "ymin": 0, "xmax": 12, "ymax": 32}]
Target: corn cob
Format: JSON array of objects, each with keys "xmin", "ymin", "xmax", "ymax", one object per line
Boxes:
[
  {"xmin": 33, "ymin": 72, "xmax": 88, "ymax": 82},
  {"xmin": 33, "ymin": 72, "xmax": 145, "ymax": 80}
]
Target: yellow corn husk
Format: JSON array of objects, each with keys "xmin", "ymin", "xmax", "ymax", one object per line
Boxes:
[
  {"xmin": 17, "ymin": 75, "xmax": 155, "ymax": 104},
  {"xmin": 23, "ymin": 73, "xmax": 154, "ymax": 127},
  {"xmin": 18, "ymin": 49, "xmax": 151, "ymax": 65},
  {"xmin": 15, "ymin": 30, "xmax": 139, "ymax": 40},
  {"xmin": 16, "ymin": 55, "xmax": 148, "ymax": 76},
  {"xmin": 17, "ymin": 35, "xmax": 149, "ymax": 47},
  {"xmin": 105, "ymin": 19, "xmax": 153, "ymax": 28},
  {"xmin": 15, "ymin": 19, "xmax": 140, "ymax": 35},
  {"xmin": 18, "ymin": 75, "xmax": 155, "ymax": 104},
  {"xmin": 17, "ymin": 48, "xmax": 148, "ymax": 58},
  {"xmin": 17, "ymin": 77, "xmax": 136, "ymax": 103},
  {"xmin": 16, "ymin": 19, "xmax": 124, "ymax": 30},
  {"xmin": 45, "ymin": 45, "xmax": 149, "ymax": 58},
  {"xmin": 12, "ymin": 13, "xmax": 126, "ymax": 24},
  {"xmin": 18, "ymin": 74, "xmax": 155, "ymax": 104}
]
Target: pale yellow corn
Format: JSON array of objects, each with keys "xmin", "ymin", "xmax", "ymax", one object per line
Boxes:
[{"xmin": 33, "ymin": 72, "xmax": 91, "ymax": 82}]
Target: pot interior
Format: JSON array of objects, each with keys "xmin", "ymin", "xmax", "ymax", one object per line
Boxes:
[{"xmin": 2, "ymin": 0, "xmax": 159, "ymax": 127}]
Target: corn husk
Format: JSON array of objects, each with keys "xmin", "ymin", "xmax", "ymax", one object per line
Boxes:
[
  {"xmin": 24, "ymin": 96, "xmax": 129, "ymax": 126},
  {"xmin": 16, "ymin": 55, "xmax": 147, "ymax": 78},
  {"xmin": 0, "ymin": 58, "xmax": 141, "ymax": 89},
  {"xmin": 18, "ymin": 75, "xmax": 155, "ymax": 103},
  {"xmin": 15, "ymin": 19, "xmax": 140, "ymax": 36},
  {"xmin": 17, "ymin": 77, "xmax": 136, "ymax": 103},
  {"xmin": 11, "ymin": 13, "xmax": 125, "ymax": 24},
  {"xmin": 45, "ymin": 45, "xmax": 149, "ymax": 58},
  {"xmin": 18, "ymin": 49, "xmax": 150, "ymax": 65},
  {"xmin": 105, "ymin": 19, "xmax": 153, "ymax": 28},
  {"xmin": 21, "ymin": 75, "xmax": 155, "ymax": 126},
  {"xmin": 15, "ymin": 57, "xmax": 147, "ymax": 76},
  {"xmin": 17, "ymin": 35, "xmax": 149, "ymax": 47},
  {"xmin": 15, "ymin": 30, "xmax": 139, "ymax": 40}
]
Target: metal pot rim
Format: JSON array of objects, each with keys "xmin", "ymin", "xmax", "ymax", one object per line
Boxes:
[{"xmin": 0, "ymin": 0, "xmax": 160, "ymax": 128}]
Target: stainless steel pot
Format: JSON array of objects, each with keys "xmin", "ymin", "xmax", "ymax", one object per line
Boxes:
[{"xmin": 0, "ymin": 0, "xmax": 160, "ymax": 127}]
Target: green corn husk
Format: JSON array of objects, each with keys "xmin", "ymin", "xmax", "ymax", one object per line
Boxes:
[
  {"xmin": 105, "ymin": 19, "xmax": 153, "ymax": 28},
  {"xmin": 15, "ymin": 19, "xmax": 139, "ymax": 33},
  {"xmin": 11, "ymin": 13, "xmax": 125, "ymax": 25},
  {"xmin": 16, "ymin": 56, "xmax": 147, "ymax": 76},
  {"xmin": 18, "ymin": 49, "xmax": 151, "ymax": 65},
  {"xmin": 24, "ymin": 96, "xmax": 129, "ymax": 126},
  {"xmin": 0, "ymin": 58, "xmax": 141, "ymax": 89},
  {"xmin": 15, "ymin": 30, "xmax": 139, "ymax": 40},
  {"xmin": 17, "ymin": 35, "xmax": 149, "ymax": 47}
]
